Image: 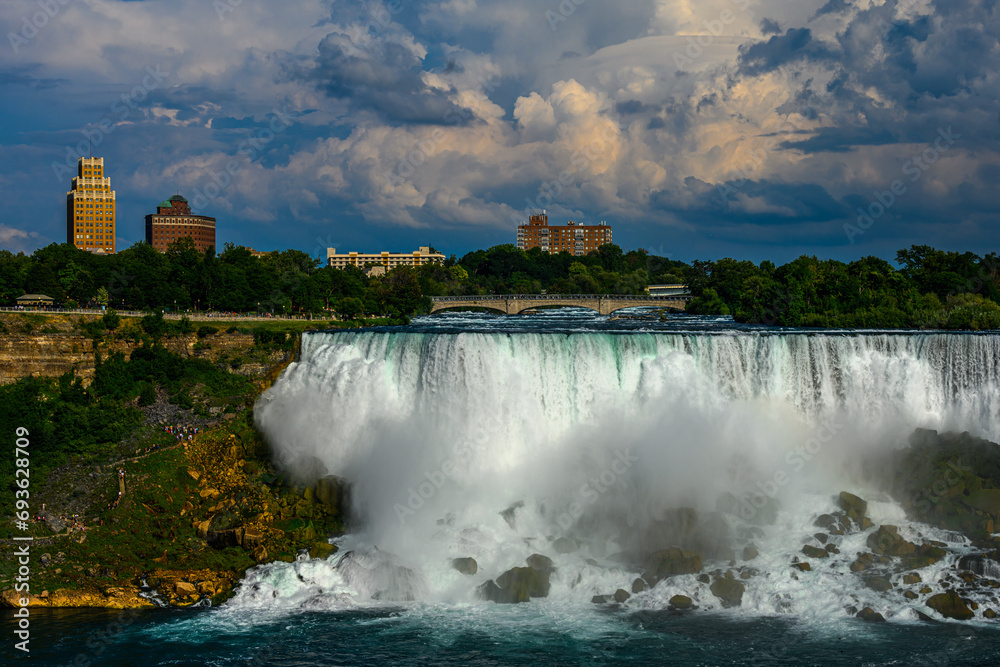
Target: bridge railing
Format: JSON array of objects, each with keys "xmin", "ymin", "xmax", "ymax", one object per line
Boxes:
[{"xmin": 430, "ymin": 294, "xmax": 692, "ymax": 302}]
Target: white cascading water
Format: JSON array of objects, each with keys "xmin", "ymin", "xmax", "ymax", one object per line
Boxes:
[{"xmin": 230, "ymin": 331, "xmax": 1000, "ymax": 623}]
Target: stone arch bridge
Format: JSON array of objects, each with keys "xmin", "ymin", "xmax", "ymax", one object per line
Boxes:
[{"xmin": 430, "ymin": 294, "xmax": 692, "ymax": 316}]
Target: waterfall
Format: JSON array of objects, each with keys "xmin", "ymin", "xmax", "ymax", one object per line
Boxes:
[{"xmin": 240, "ymin": 331, "xmax": 1000, "ymax": 617}]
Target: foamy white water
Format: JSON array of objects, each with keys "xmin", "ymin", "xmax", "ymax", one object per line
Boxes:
[{"xmin": 241, "ymin": 330, "xmax": 1000, "ymax": 623}]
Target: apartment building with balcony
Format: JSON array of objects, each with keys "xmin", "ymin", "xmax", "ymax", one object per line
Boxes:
[
  {"xmin": 144, "ymin": 195, "xmax": 216, "ymax": 253},
  {"xmin": 326, "ymin": 246, "xmax": 445, "ymax": 271},
  {"xmin": 516, "ymin": 213, "xmax": 612, "ymax": 255}
]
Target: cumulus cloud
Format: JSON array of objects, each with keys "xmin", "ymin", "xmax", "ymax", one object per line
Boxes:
[{"xmin": 0, "ymin": 0, "xmax": 998, "ymax": 259}]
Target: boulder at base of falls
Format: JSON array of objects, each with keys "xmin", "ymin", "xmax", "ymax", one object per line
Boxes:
[
  {"xmin": 452, "ymin": 557, "xmax": 478, "ymax": 575},
  {"xmin": 926, "ymin": 591, "xmax": 974, "ymax": 620},
  {"xmin": 802, "ymin": 545, "xmax": 829, "ymax": 559},
  {"xmin": 863, "ymin": 575, "xmax": 893, "ymax": 592},
  {"xmin": 614, "ymin": 589, "xmax": 630, "ymax": 603},
  {"xmin": 867, "ymin": 525, "xmax": 917, "ymax": 557},
  {"xmin": 478, "ymin": 566, "xmax": 551, "ymax": 603},
  {"xmin": 631, "ymin": 578, "xmax": 647, "ymax": 593},
  {"xmin": 856, "ymin": 607, "xmax": 886, "ymax": 623},
  {"xmin": 669, "ymin": 594, "xmax": 693, "ymax": 610},
  {"xmin": 642, "ymin": 547, "xmax": 703, "ymax": 585},
  {"xmin": 838, "ymin": 491, "xmax": 868, "ymax": 520},
  {"xmin": 709, "ymin": 578, "xmax": 745, "ymax": 608},
  {"xmin": 526, "ymin": 553, "xmax": 554, "ymax": 574}
]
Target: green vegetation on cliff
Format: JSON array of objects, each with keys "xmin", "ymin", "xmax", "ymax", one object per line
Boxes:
[{"xmin": 0, "ymin": 334, "xmax": 348, "ymax": 607}]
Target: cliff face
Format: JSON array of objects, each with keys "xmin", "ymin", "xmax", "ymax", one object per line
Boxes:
[
  {"xmin": 0, "ymin": 334, "xmax": 94, "ymax": 384},
  {"xmin": 0, "ymin": 332, "xmax": 287, "ymax": 385}
]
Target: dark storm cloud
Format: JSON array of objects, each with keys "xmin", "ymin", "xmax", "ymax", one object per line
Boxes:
[
  {"xmin": 812, "ymin": 0, "xmax": 850, "ymax": 19},
  {"xmin": 652, "ymin": 178, "xmax": 850, "ymax": 225},
  {"xmin": 737, "ymin": 29, "xmax": 837, "ymax": 77},
  {"xmin": 759, "ymin": 18, "xmax": 782, "ymax": 36},
  {"xmin": 303, "ymin": 32, "xmax": 469, "ymax": 124},
  {"xmin": 615, "ymin": 99, "xmax": 648, "ymax": 115},
  {"xmin": 780, "ymin": 127, "xmax": 897, "ymax": 153}
]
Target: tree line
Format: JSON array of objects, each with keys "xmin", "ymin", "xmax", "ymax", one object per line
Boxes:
[
  {"xmin": 685, "ymin": 246, "xmax": 1000, "ymax": 329},
  {"xmin": 2, "ymin": 239, "xmax": 998, "ymax": 328},
  {"xmin": 0, "ymin": 239, "xmax": 427, "ymax": 319}
]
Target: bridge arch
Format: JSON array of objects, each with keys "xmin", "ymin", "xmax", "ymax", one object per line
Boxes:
[
  {"xmin": 428, "ymin": 294, "xmax": 691, "ymax": 316},
  {"xmin": 430, "ymin": 304, "xmax": 507, "ymax": 315}
]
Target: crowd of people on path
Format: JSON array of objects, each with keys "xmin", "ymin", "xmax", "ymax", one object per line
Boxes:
[{"xmin": 165, "ymin": 424, "xmax": 199, "ymax": 442}]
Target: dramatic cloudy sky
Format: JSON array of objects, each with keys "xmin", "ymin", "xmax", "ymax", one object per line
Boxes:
[{"xmin": 1, "ymin": 0, "xmax": 997, "ymax": 263}]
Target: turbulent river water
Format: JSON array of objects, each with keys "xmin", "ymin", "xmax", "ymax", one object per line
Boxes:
[{"xmin": 14, "ymin": 310, "xmax": 1000, "ymax": 665}]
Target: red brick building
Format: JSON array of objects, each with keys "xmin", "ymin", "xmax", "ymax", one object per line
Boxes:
[
  {"xmin": 516, "ymin": 213, "xmax": 613, "ymax": 255},
  {"xmin": 145, "ymin": 195, "xmax": 216, "ymax": 253}
]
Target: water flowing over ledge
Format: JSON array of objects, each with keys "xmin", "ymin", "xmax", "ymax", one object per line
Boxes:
[{"xmin": 246, "ymin": 329, "xmax": 1000, "ymax": 624}]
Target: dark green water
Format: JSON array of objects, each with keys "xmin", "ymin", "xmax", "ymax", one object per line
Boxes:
[{"xmin": 5, "ymin": 605, "xmax": 999, "ymax": 666}]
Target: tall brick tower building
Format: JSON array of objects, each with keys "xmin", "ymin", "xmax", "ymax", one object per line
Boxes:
[{"xmin": 66, "ymin": 157, "xmax": 116, "ymax": 253}]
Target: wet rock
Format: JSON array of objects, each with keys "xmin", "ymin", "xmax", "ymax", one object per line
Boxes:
[
  {"xmin": 631, "ymin": 578, "xmax": 647, "ymax": 594},
  {"xmin": 697, "ymin": 574, "xmax": 710, "ymax": 584},
  {"xmin": 642, "ymin": 547, "xmax": 703, "ymax": 585},
  {"xmin": 452, "ymin": 557, "xmax": 478, "ymax": 575},
  {"xmin": 868, "ymin": 525, "xmax": 917, "ymax": 557},
  {"xmin": 926, "ymin": 591, "xmax": 974, "ymax": 620},
  {"xmin": 802, "ymin": 545, "xmax": 829, "ymax": 559},
  {"xmin": 309, "ymin": 542, "xmax": 336, "ymax": 559},
  {"xmin": 901, "ymin": 544, "xmax": 946, "ymax": 570},
  {"xmin": 174, "ymin": 581, "xmax": 197, "ymax": 597},
  {"xmin": 614, "ymin": 589, "xmax": 630, "ymax": 603},
  {"xmin": 242, "ymin": 527, "xmax": 265, "ymax": 549},
  {"xmin": 669, "ymin": 594, "xmax": 693, "ymax": 610},
  {"xmin": 709, "ymin": 578, "xmax": 744, "ymax": 608},
  {"xmin": 856, "ymin": 607, "xmax": 886, "ymax": 623},
  {"xmin": 814, "ymin": 514, "xmax": 836, "ymax": 529},
  {"xmin": 480, "ymin": 566, "xmax": 550, "ymax": 603},
  {"xmin": 904, "ymin": 590, "xmax": 918, "ymax": 600},
  {"xmin": 743, "ymin": 545, "xmax": 759, "ymax": 561},
  {"xmin": 591, "ymin": 594, "xmax": 611, "ymax": 604},
  {"xmin": 793, "ymin": 562, "xmax": 811, "ymax": 571},
  {"xmin": 902, "ymin": 573, "xmax": 922, "ymax": 585},
  {"xmin": 526, "ymin": 553, "xmax": 554, "ymax": 574},
  {"xmin": 985, "ymin": 608, "xmax": 997, "ymax": 619},
  {"xmin": 813, "ymin": 533, "xmax": 828, "ymax": 544},
  {"xmin": 863, "ymin": 576, "xmax": 892, "ymax": 592},
  {"xmin": 838, "ymin": 492, "xmax": 868, "ymax": 523}
]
